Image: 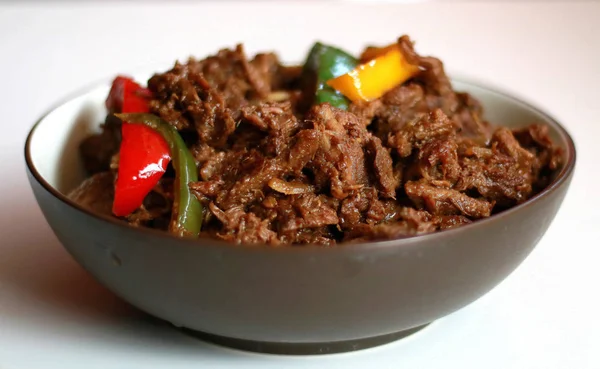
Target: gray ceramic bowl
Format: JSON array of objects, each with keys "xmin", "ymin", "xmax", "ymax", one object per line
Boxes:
[{"xmin": 25, "ymin": 77, "xmax": 575, "ymax": 354}]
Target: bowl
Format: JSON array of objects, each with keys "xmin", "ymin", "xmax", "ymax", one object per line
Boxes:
[{"xmin": 25, "ymin": 77, "xmax": 576, "ymax": 354}]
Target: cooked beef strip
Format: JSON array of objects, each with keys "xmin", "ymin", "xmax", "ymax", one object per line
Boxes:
[{"xmin": 68, "ymin": 171, "xmax": 115, "ymax": 216}]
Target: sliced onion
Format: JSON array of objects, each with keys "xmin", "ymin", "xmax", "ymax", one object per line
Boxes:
[{"xmin": 268, "ymin": 178, "xmax": 313, "ymax": 195}]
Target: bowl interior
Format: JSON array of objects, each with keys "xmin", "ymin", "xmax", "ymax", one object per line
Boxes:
[{"xmin": 28, "ymin": 77, "xmax": 571, "ymax": 198}]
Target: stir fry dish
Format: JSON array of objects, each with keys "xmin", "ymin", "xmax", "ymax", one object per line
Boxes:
[{"xmin": 69, "ymin": 36, "xmax": 563, "ymax": 245}]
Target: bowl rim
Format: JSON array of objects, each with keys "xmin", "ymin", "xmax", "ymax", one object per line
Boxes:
[{"xmin": 24, "ymin": 75, "xmax": 577, "ymax": 252}]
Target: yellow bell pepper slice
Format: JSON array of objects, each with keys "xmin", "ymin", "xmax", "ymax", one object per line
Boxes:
[{"xmin": 326, "ymin": 45, "xmax": 420, "ymax": 103}]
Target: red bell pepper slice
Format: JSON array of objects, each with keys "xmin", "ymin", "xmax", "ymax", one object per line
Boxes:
[{"xmin": 107, "ymin": 76, "xmax": 172, "ymax": 217}]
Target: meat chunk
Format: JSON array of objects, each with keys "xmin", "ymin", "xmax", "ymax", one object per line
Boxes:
[
  {"xmin": 513, "ymin": 124, "xmax": 563, "ymax": 172},
  {"xmin": 307, "ymin": 132, "xmax": 368, "ymax": 198},
  {"xmin": 365, "ymin": 137, "xmax": 398, "ymax": 198},
  {"xmin": 452, "ymin": 92, "xmax": 492, "ymax": 140},
  {"xmin": 68, "ymin": 171, "xmax": 115, "ymax": 216},
  {"xmin": 388, "ymin": 109, "xmax": 456, "ymax": 157},
  {"xmin": 148, "ymin": 45, "xmax": 281, "ymax": 147},
  {"xmin": 278, "ymin": 193, "xmax": 339, "ymax": 232},
  {"xmin": 127, "ymin": 179, "xmax": 173, "ymax": 229},
  {"xmin": 304, "ymin": 105, "xmax": 371, "ymax": 198},
  {"xmin": 308, "ymin": 103, "xmax": 370, "ymax": 141},
  {"xmin": 339, "ymin": 188, "xmax": 399, "ymax": 227},
  {"xmin": 148, "ymin": 60, "xmax": 237, "ymax": 146},
  {"xmin": 241, "ymin": 101, "xmax": 302, "ymax": 156},
  {"xmin": 350, "ymin": 82, "xmax": 430, "ymax": 139},
  {"xmin": 79, "ymin": 116, "xmax": 121, "ymax": 175},
  {"xmin": 405, "ymin": 180, "xmax": 493, "ymax": 218},
  {"xmin": 242, "ymin": 102, "xmax": 299, "ymax": 135},
  {"xmin": 454, "ymin": 128, "xmax": 539, "ymax": 206},
  {"xmin": 209, "ymin": 203, "xmax": 280, "ymax": 245},
  {"xmin": 218, "ymin": 155, "xmax": 284, "ymax": 210},
  {"xmin": 417, "ymin": 137, "xmax": 461, "ymax": 184},
  {"xmin": 287, "ymin": 129, "xmax": 322, "ymax": 171}
]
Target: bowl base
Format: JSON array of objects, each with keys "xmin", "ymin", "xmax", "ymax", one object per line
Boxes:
[{"xmin": 181, "ymin": 323, "xmax": 430, "ymax": 355}]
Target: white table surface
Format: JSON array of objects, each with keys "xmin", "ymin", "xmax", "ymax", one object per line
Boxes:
[{"xmin": 1, "ymin": 1, "xmax": 598, "ymax": 368}]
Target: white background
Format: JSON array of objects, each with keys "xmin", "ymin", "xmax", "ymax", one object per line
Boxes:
[{"xmin": 1, "ymin": 1, "xmax": 599, "ymax": 368}]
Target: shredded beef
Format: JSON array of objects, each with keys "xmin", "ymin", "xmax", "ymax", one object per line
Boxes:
[
  {"xmin": 68, "ymin": 171, "xmax": 115, "ymax": 216},
  {"xmin": 73, "ymin": 35, "xmax": 563, "ymax": 245},
  {"xmin": 405, "ymin": 180, "xmax": 493, "ymax": 218},
  {"xmin": 79, "ymin": 115, "xmax": 121, "ymax": 175},
  {"xmin": 366, "ymin": 136, "xmax": 398, "ymax": 199}
]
